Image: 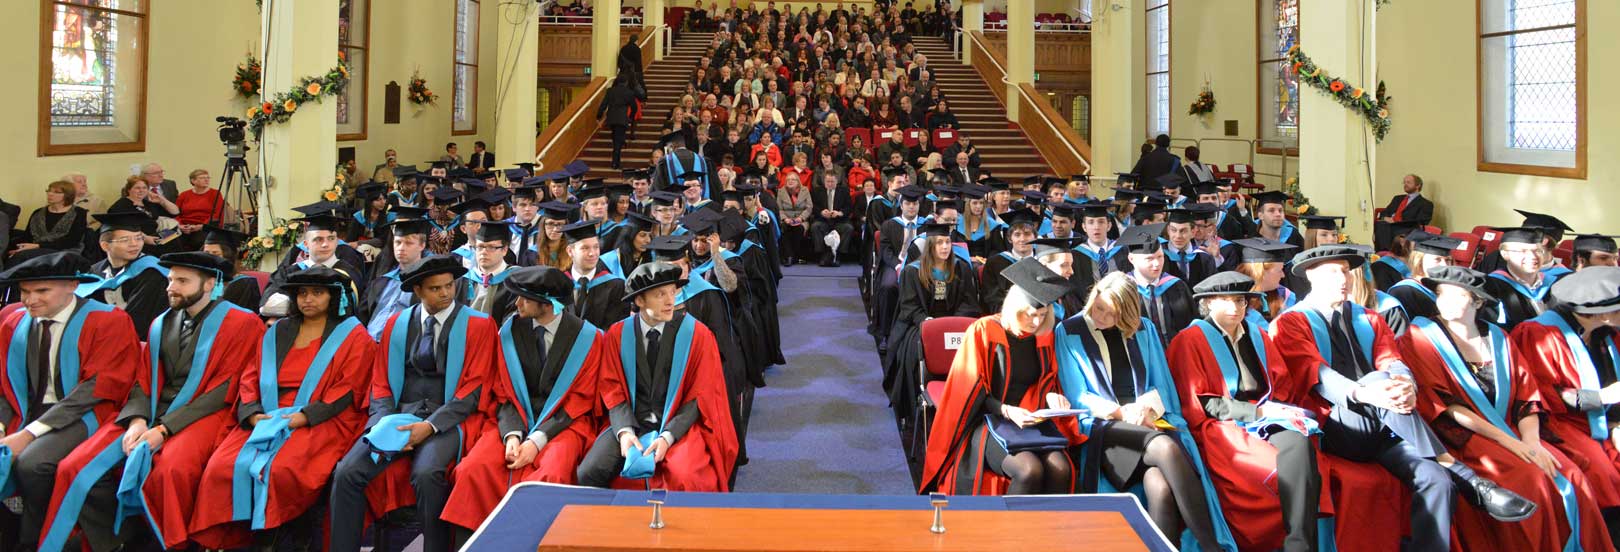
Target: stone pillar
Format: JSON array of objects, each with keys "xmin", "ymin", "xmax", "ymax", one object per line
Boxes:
[
  {"xmin": 495, "ymin": 0, "xmax": 540, "ymax": 170},
  {"xmin": 645, "ymin": 0, "xmax": 666, "ymax": 62},
  {"xmin": 592, "ymin": 0, "xmax": 624, "ymax": 80},
  {"xmin": 1004, "ymin": 0, "xmax": 1035, "ymax": 121},
  {"xmin": 1298, "ymin": 0, "xmax": 1377, "ymax": 241},
  {"xmin": 960, "ymin": 0, "xmax": 983, "ymax": 65},
  {"xmin": 1088, "ymin": 0, "xmax": 1143, "ymax": 180},
  {"xmin": 258, "ymin": 0, "xmax": 337, "ymax": 251}
]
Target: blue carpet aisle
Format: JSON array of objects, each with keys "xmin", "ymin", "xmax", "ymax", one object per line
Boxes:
[{"xmin": 731, "ymin": 263, "xmax": 916, "ymax": 494}]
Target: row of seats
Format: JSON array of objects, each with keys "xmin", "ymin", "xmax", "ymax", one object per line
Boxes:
[{"xmin": 843, "ymin": 127, "xmax": 960, "ymax": 151}]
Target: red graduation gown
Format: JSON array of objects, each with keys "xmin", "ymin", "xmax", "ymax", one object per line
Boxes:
[
  {"xmin": 0, "ymin": 302, "xmax": 139, "ymax": 435},
  {"xmin": 600, "ymin": 316, "xmax": 738, "ymax": 492},
  {"xmin": 189, "ymin": 321, "xmax": 375, "ymax": 549},
  {"xmin": 1165, "ymin": 323, "xmax": 1337, "ymax": 552},
  {"xmin": 1400, "ymin": 322, "xmax": 1613, "ymax": 552},
  {"xmin": 1510, "ymin": 320, "xmax": 1620, "ymax": 507},
  {"xmin": 363, "ymin": 309, "xmax": 498, "ymax": 520},
  {"xmin": 1270, "ymin": 308, "xmax": 1413, "ymax": 551},
  {"xmin": 441, "ymin": 320, "xmax": 606, "ymax": 530},
  {"xmin": 918, "ymin": 316, "xmax": 1082, "ymax": 496}
]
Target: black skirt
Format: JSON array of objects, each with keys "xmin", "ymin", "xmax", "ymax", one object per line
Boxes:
[{"xmin": 1094, "ymin": 421, "xmax": 1167, "ymax": 489}]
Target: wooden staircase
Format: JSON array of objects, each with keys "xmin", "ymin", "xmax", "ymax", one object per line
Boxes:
[{"xmin": 573, "ymin": 32, "xmax": 1058, "ymax": 182}]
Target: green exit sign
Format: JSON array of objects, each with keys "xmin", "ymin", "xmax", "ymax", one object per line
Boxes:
[
  {"xmin": 584, "ymin": 66, "xmax": 592, "ymax": 76},
  {"xmin": 1034, "ymin": 72, "xmax": 1041, "ymax": 82}
]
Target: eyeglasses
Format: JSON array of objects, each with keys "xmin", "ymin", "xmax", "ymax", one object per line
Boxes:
[
  {"xmin": 104, "ymin": 235, "xmax": 144, "ymax": 245},
  {"xmin": 474, "ymin": 244, "xmax": 508, "ymax": 252}
]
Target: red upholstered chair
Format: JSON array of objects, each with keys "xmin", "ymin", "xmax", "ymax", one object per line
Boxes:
[
  {"xmin": 241, "ymin": 270, "xmax": 270, "ymax": 292},
  {"xmin": 1423, "ymin": 225, "xmax": 1442, "ymax": 236},
  {"xmin": 1473, "ymin": 225, "xmax": 1503, "ymax": 256},
  {"xmin": 1448, "ymin": 232, "xmax": 1482, "ymax": 267},
  {"xmin": 931, "ymin": 128, "xmax": 959, "ymax": 150},
  {"xmin": 1227, "ymin": 164, "xmax": 1261, "ymax": 190},
  {"xmin": 845, "ymin": 127, "xmax": 872, "ymax": 153},
  {"xmin": 875, "ymin": 127, "xmax": 898, "ymax": 144},
  {"xmin": 912, "ymin": 316, "xmax": 978, "ymax": 459},
  {"xmin": 1554, "ymin": 239, "xmax": 1574, "ymax": 266},
  {"xmin": 903, "ymin": 128, "xmax": 925, "ymax": 147}
]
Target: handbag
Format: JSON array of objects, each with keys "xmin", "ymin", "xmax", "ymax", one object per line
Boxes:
[{"xmin": 985, "ymin": 415, "xmax": 1069, "ymax": 453}]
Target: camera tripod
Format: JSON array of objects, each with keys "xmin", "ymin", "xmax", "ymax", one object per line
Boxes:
[{"xmin": 210, "ymin": 154, "xmax": 260, "ymax": 234}]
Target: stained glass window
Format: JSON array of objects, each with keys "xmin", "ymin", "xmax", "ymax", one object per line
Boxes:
[
  {"xmin": 1480, "ymin": 0, "xmax": 1583, "ymax": 176},
  {"xmin": 1258, "ymin": 0, "xmax": 1298, "ymax": 148},
  {"xmin": 454, "ymin": 0, "xmax": 479, "ymax": 135},
  {"xmin": 1145, "ymin": 0, "xmax": 1169, "ymax": 139},
  {"xmin": 41, "ymin": 0, "xmax": 147, "ymax": 154},
  {"xmin": 338, "ymin": 0, "xmax": 368, "ymax": 140}
]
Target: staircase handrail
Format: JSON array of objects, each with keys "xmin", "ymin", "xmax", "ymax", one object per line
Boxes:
[
  {"xmin": 534, "ymin": 25, "xmax": 662, "ymax": 170},
  {"xmin": 962, "ymin": 30, "xmax": 1091, "ymax": 175}
]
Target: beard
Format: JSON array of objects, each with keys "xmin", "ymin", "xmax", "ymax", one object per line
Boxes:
[{"xmin": 167, "ymin": 286, "xmax": 207, "ymax": 311}]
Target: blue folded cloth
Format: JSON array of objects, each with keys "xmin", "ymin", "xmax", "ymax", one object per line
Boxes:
[
  {"xmin": 619, "ymin": 432, "xmax": 661, "ymax": 480},
  {"xmin": 233, "ymin": 407, "xmax": 299, "ymax": 528},
  {"xmin": 0, "ymin": 446, "xmax": 12, "ymax": 496},
  {"xmin": 363, "ymin": 413, "xmax": 426, "ymax": 463},
  {"xmin": 1242, "ymin": 404, "xmax": 1321, "ymax": 440},
  {"xmin": 114, "ymin": 441, "xmax": 154, "ymax": 533},
  {"xmin": 985, "ymin": 415, "xmax": 1070, "ymax": 454}
]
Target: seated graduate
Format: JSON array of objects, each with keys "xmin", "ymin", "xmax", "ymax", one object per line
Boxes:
[
  {"xmin": 954, "ymin": 184, "xmax": 1007, "ymax": 262},
  {"xmin": 1043, "ymin": 202, "xmax": 1080, "ymax": 240},
  {"xmin": 348, "ymin": 183, "xmax": 396, "ymax": 243},
  {"xmin": 443, "ymin": 266, "xmax": 606, "ymax": 535},
  {"xmin": 446, "ymin": 197, "xmax": 493, "ymax": 266},
  {"xmin": 0, "ymin": 252, "xmax": 142, "ymax": 551},
  {"xmin": 716, "ymin": 208, "xmax": 786, "ymax": 370},
  {"xmin": 191, "ymin": 266, "xmax": 375, "ymax": 550},
  {"xmin": 600, "ymin": 212, "xmax": 656, "ymax": 278},
  {"xmin": 329, "ymin": 255, "xmax": 497, "ymax": 552},
  {"xmin": 575, "ymin": 261, "xmax": 738, "ymax": 491},
  {"xmin": 920, "ymin": 259, "xmax": 1082, "ymax": 495},
  {"xmin": 1370, "ymin": 225, "xmax": 1419, "ymax": 291},
  {"xmin": 361, "ymin": 213, "xmax": 431, "ymax": 338},
  {"xmin": 1230, "ymin": 237, "xmax": 1299, "ymax": 326},
  {"xmin": 1167, "ymin": 272, "xmax": 1325, "ymax": 552},
  {"xmin": 1029, "ymin": 237, "xmax": 1089, "ymax": 318},
  {"xmin": 1051, "ymin": 272, "xmax": 1221, "ymax": 550},
  {"xmin": 261, "ymin": 210, "xmax": 367, "ymax": 318},
  {"xmin": 80, "ymin": 210, "xmax": 170, "ymax": 338},
  {"xmin": 507, "ymin": 183, "xmax": 545, "ymax": 258},
  {"xmin": 1250, "ymin": 191, "xmax": 1304, "ymax": 249},
  {"xmin": 647, "ymin": 191, "xmax": 684, "ymax": 238},
  {"xmin": 1509, "ymin": 267, "xmax": 1620, "ymax": 515},
  {"xmin": 62, "ymin": 252, "xmax": 265, "ymax": 550},
  {"xmin": 1186, "ymin": 200, "xmax": 1241, "ymax": 272},
  {"xmin": 1484, "ymin": 227, "xmax": 1563, "ymax": 330},
  {"xmin": 1383, "ymin": 232, "xmax": 1463, "ymax": 324},
  {"xmin": 1476, "ymin": 210, "xmax": 1574, "ymax": 276},
  {"xmin": 197, "ymin": 224, "xmax": 263, "ymax": 312},
  {"xmin": 462, "ymin": 220, "xmax": 519, "ymax": 321},
  {"xmin": 559, "ymin": 219, "xmax": 633, "ymax": 328},
  {"xmin": 526, "ymin": 201, "xmax": 578, "ymax": 269},
  {"xmin": 885, "ymin": 222, "xmax": 981, "ymax": 419},
  {"xmin": 274, "ymin": 201, "xmax": 371, "ymax": 275},
  {"xmin": 870, "ymin": 186, "xmax": 930, "ymax": 353},
  {"xmin": 1273, "ymin": 245, "xmax": 1532, "ymax": 552},
  {"xmin": 422, "ymin": 184, "xmax": 465, "ymax": 256},
  {"xmin": 1072, "ymin": 202, "xmax": 1124, "ymax": 284},
  {"xmin": 1397, "ymin": 266, "xmax": 1612, "ymax": 551},
  {"xmin": 1286, "ymin": 215, "xmax": 1346, "ymax": 296},
  {"xmin": 978, "ymin": 208, "xmax": 1042, "ymax": 312},
  {"xmin": 808, "ymin": 169, "xmax": 854, "ymax": 267},
  {"xmin": 1572, "ymin": 233, "xmax": 1619, "ymax": 271},
  {"xmin": 1116, "ymin": 223, "xmax": 1197, "ymax": 345},
  {"xmin": 1160, "ymin": 206, "xmax": 1220, "ymax": 289}
]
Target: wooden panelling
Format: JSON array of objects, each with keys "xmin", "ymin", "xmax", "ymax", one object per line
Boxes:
[
  {"xmin": 534, "ymin": 26, "xmax": 658, "ymax": 167},
  {"xmin": 981, "ymin": 31, "xmax": 1091, "ymax": 88},
  {"xmin": 965, "ymin": 31, "xmax": 1092, "ymax": 176}
]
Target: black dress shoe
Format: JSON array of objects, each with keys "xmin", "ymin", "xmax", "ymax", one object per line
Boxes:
[{"xmin": 1465, "ymin": 477, "xmax": 1537, "ymax": 522}]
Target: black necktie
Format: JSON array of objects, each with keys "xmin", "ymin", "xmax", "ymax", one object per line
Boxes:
[
  {"xmin": 1104, "ymin": 331, "xmax": 1137, "ymax": 403},
  {"xmin": 32, "ymin": 320, "xmax": 54, "ymax": 405},
  {"xmin": 645, "ymin": 328, "xmax": 662, "ymax": 369},
  {"xmin": 576, "ymin": 277, "xmax": 590, "ymax": 307},
  {"xmin": 535, "ymin": 324, "xmax": 549, "ymax": 370},
  {"xmin": 180, "ymin": 315, "xmax": 196, "ymax": 344},
  {"xmin": 1328, "ymin": 307, "xmax": 1368, "ymax": 377},
  {"xmin": 413, "ymin": 316, "xmax": 439, "ymax": 374}
]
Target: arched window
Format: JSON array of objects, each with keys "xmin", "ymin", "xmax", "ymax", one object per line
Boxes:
[
  {"xmin": 1478, "ymin": 0, "xmax": 1584, "ymax": 178},
  {"xmin": 453, "ymin": 0, "xmax": 480, "ymax": 135},
  {"xmin": 1257, "ymin": 0, "xmax": 1298, "ymax": 152},
  {"xmin": 39, "ymin": 0, "xmax": 149, "ymax": 155},
  {"xmin": 338, "ymin": 0, "xmax": 369, "ymax": 141}
]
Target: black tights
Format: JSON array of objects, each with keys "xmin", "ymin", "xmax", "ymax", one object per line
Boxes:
[
  {"xmin": 999, "ymin": 450, "xmax": 1073, "ymax": 495},
  {"xmin": 1123, "ymin": 433, "xmax": 1220, "ymax": 551}
]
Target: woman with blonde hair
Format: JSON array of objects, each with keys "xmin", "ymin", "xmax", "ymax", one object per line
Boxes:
[
  {"xmin": 1385, "ymin": 233, "xmax": 1463, "ymax": 326},
  {"xmin": 1230, "ymin": 237, "xmax": 1300, "ymax": 326},
  {"xmin": 884, "ymin": 224, "xmax": 981, "ymax": 423},
  {"xmin": 1052, "ymin": 271, "xmax": 1225, "ymax": 550},
  {"xmin": 921, "ymin": 259, "xmax": 1084, "ymax": 495}
]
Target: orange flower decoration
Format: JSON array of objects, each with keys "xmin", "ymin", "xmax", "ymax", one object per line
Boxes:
[
  {"xmin": 306, "ymin": 82, "xmax": 322, "ymax": 95},
  {"xmin": 1351, "ymin": 88, "xmax": 1364, "ymax": 99},
  {"xmin": 283, "ymin": 99, "xmax": 297, "ymax": 112},
  {"xmin": 262, "ymin": 102, "xmax": 274, "ymax": 113},
  {"xmin": 1291, "ymin": 62, "xmax": 1303, "ymax": 73},
  {"xmin": 339, "ymin": 65, "xmax": 349, "ymax": 78},
  {"xmin": 1329, "ymin": 80, "xmax": 1345, "ymax": 93},
  {"xmin": 246, "ymin": 106, "xmax": 260, "ymax": 118},
  {"xmin": 323, "ymin": 191, "xmax": 339, "ymax": 201}
]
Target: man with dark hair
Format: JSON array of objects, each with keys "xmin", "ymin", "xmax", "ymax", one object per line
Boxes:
[
  {"xmin": 467, "ymin": 141, "xmax": 495, "ymax": 175},
  {"xmin": 441, "ymin": 142, "xmax": 466, "ymax": 170},
  {"xmin": 1130, "ymin": 134, "xmax": 1182, "ymax": 186},
  {"xmin": 597, "ymin": 76, "xmax": 646, "ymax": 170},
  {"xmin": 1374, "ymin": 174, "xmax": 1432, "ymax": 250}
]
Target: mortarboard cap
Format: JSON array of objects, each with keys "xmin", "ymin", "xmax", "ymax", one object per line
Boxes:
[
  {"xmin": 201, "ymin": 224, "xmax": 251, "ymax": 250},
  {"xmin": 1000, "ymin": 257, "xmax": 1073, "ymax": 307},
  {"xmin": 0, "ymin": 251, "xmax": 98, "ymax": 284},
  {"xmin": 1492, "ymin": 226, "xmax": 1545, "ymax": 246},
  {"xmin": 1117, "ymin": 223, "xmax": 1167, "ymax": 254},
  {"xmin": 471, "ymin": 220, "xmax": 512, "ymax": 243},
  {"xmin": 1251, "ymin": 190, "xmax": 1291, "ymax": 207},
  {"xmin": 647, "ymin": 234, "xmax": 694, "ymax": 261},
  {"xmin": 897, "ymin": 186, "xmax": 928, "ymax": 202},
  {"xmin": 1192, "ymin": 271, "xmax": 1262, "ymax": 298},
  {"xmin": 399, "ymin": 255, "xmax": 469, "ymax": 288},
  {"xmin": 649, "ymin": 191, "xmax": 682, "ymax": 207},
  {"xmin": 561, "ymin": 219, "xmax": 601, "ymax": 243},
  {"xmin": 575, "ymin": 178, "xmax": 611, "ymax": 201},
  {"xmin": 427, "ymin": 186, "xmax": 465, "ymax": 203},
  {"xmin": 1233, "ymin": 237, "xmax": 1298, "ymax": 264},
  {"xmin": 538, "ymin": 201, "xmax": 579, "ymax": 220},
  {"xmin": 1411, "ymin": 234, "xmax": 1464, "ymax": 257},
  {"xmin": 1018, "ymin": 190, "xmax": 1047, "ymax": 206},
  {"xmin": 1574, "ymin": 234, "xmax": 1619, "ymax": 255},
  {"xmin": 502, "ymin": 266, "xmax": 575, "ymax": 307},
  {"xmin": 1290, "ymin": 244, "xmax": 1373, "ymax": 276},
  {"xmin": 1549, "ymin": 266, "xmax": 1620, "ymax": 314},
  {"xmin": 1001, "ymin": 208, "xmax": 1043, "ymax": 229},
  {"xmin": 1515, "ymin": 209, "xmax": 1574, "ymax": 234},
  {"xmin": 1299, "ymin": 215, "xmax": 1346, "ymax": 231},
  {"xmin": 450, "ymin": 197, "xmax": 494, "ymax": 216}
]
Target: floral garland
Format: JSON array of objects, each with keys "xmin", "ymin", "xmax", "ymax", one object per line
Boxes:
[
  {"xmin": 1188, "ymin": 83, "xmax": 1215, "ymax": 116},
  {"xmin": 1288, "ymin": 45, "xmax": 1391, "ymax": 142},
  {"xmin": 1283, "ymin": 177, "xmax": 1319, "ymax": 217},
  {"xmin": 408, "ymin": 70, "xmax": 439, "ymax": 105},
  {"xmin": 233, "ymin": 53, "xmax": 263, "ymax": 99},
  {"xmin": 244, "ymin": 53, "xmax": 351, "ymax": 138},
  {"xmin": 242, "ymin": 165, "xmax": 351, "ymax": 267}
]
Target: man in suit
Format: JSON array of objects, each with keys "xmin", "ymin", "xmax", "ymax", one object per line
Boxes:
[
  {"xmin": 1374, "ymin": 174, "xmax": 1434, "ymax": 251},
  {"xmin": 467, "ymin": 141, "xmax": 495, "ymax": 175},
  {"xmin": 809, "ymin": 171, "xmax": 854, "ymax": 267},
  {"xmin": 140, "ymin": 163, "xmax": 182, "ymax": 203},
  {"xmin": 1129, "ymin": 134, "xmax": 1181, "ymax": 188},
  {"xmin": 597, "ymin": 75, "xmax": 646, "ymax": 169}
]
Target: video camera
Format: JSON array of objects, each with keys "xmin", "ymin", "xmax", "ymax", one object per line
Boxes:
[{"xmin": 216, "ymin": 116, "xmax": 249, "ymax": 159}]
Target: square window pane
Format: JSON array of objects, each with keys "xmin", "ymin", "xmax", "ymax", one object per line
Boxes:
[{"xmin": 1259, "ymin": 61, "xmax": 1299, "ymax": 145}]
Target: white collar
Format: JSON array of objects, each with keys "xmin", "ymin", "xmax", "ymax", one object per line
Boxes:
[
  {"xmin": 639, "ymin": 314, "xmax": 668, "ymax": 336},
  {"xmin": 571, "ymin": 265, "xmax": 598, "ymax": 282},
  {"xmin": 420, "ymin": 304, "xmax": 453, "ymax": 328},
  {"xmin": 475, "ymin": 262, "xmax": 509, "ymax": 279},
  {"xmin": 42, "ymin": 299, "xmax": 76, "ymax": 326},
  {"xmin": 533, "ymin": 314, "xmax": 563, "ymax": 338}
]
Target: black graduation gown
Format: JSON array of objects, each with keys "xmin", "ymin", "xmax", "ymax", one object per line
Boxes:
[
  {"xmin": 1216, "ymin": 206, "xmax": 1254, "ymax": 241},
  {"xmin": 977, "ymin": 251, "xmax": 1022, "ymax": 313},
  {"xmin": 1161, "ymin": 248, "xmax": 1219, "ymax": 289},
  {"xmin": 733, "ymin": 241, "xmax": 784, "ymax": 366},
  {"xmin": 884, "ymin": 259, "xmax": 981, "ymax": 414},
  {"xmin": 956, "ymin": 226, "xmax": 1006, "ymax": 261},
  {"xmin": 603, "ymin": 245, "xmax": 648, "ymax": 279},
  {"xmin": 1482, "ymin": 275, "xmax": 1553, "ymax": 331},
  {"xmin": 274, "ymin": 243, "xmax": 370, "ymax": 284},
  {"xmin": 87, "ymin": 257, "xmax": 168, "ymax": 337},
  {"xmin": 678, "ymin": 281, "xmax": 754, "ymax": 458},
  {"xmin": 750, "ymin": 216, "xmax": 784, "ymax": 283},
  {"xmin": 565, "ymin": 272, "xmax": 632, "ymax": 329},
  {"xmin": 1138, "ymin": 276, "xmax": 1198, "ymax": 346},
  {"xmin": 220, "ymin": 274, "xmax": 263, "ymax": 313},
  {"xmin": 1386, "ymin": 280, "xmax": 1439, "ymax": 322}
]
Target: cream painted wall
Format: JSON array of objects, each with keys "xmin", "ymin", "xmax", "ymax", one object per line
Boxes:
[
  {"xmin": 3, "ymin": 0, "xmax": 498, "ymax": 215},
  {"xmin": 1375, "ymin": 0, "xmax": 1616, "ymax": 234}
]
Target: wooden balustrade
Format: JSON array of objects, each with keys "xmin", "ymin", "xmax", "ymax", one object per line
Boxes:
[
  {"xmin": 534, "ymin": 26, "xmax": 658, "ymax": 171},
  {"xmin": 965, "ymin": 31, "xmax": 1092, "ymax": 176}
]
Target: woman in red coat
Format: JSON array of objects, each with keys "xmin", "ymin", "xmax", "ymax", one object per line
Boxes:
[
  {"xmin": 1510, "ymin": 267, "xmax": 1620, "ymax": 510},
  {"xmin": 1167, "ymin": 272, "xmax": 1329, "ymax": 552},
  {"xmin": 920, "ymin": 259, "xmax": 1083, "ymax": 496},
  {"xmin": 190, "ymin": 267, "xmax": 375, "ymax": 549},
  {"xmin": 1398, "ymin": 266, "xmax": 1611, "ymax": 552}
]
